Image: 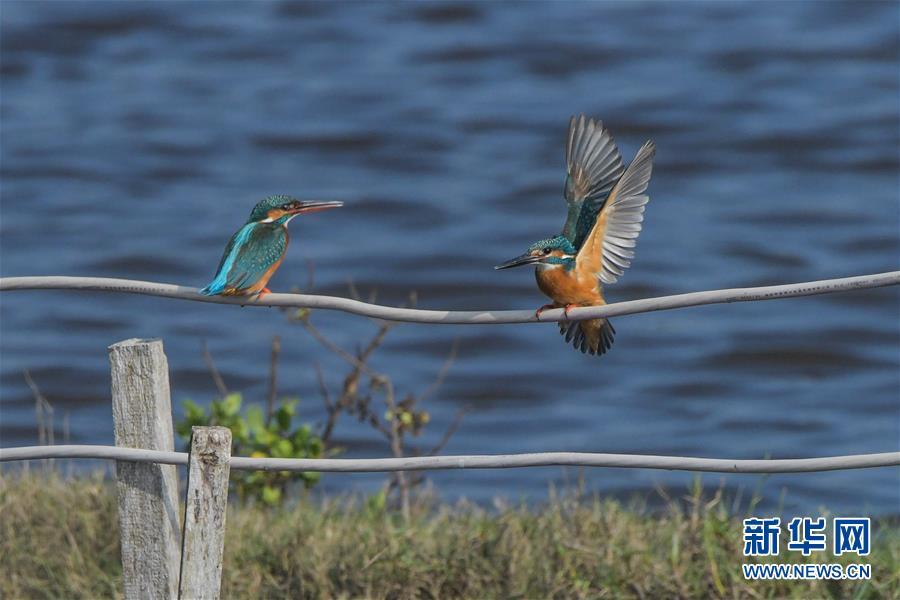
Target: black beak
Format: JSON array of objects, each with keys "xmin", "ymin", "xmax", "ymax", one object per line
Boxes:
[
  {"xmin": 291, "ymin": 200, "xmax": 344, "ymax": 214},
  {"xmin": 494, "ymin": 253, "xmax": 541, "ymax": 270}
]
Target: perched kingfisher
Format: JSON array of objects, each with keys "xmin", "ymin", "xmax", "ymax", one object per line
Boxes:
[
  {"xmin": 495, "ymin": 115, "xmax": 656, "ymax": 356},
  {"xmin": 200, "ymin": 195, "xmax": 342, "ymax": 298}
]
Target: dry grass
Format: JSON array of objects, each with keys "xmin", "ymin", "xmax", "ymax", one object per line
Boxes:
[{"xmin": 2, "ymin": 471, "xmax": 898, "ymax": 599}]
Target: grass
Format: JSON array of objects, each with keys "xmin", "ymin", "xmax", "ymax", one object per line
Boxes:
[{"xmin": 2, "ymin": 471, "xmax": 898, "ymax": 599}]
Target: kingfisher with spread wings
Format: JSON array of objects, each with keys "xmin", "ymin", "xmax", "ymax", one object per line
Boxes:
[{"xmin": 495, "ymin": 116, "xmax": 656, "ymax": 356}]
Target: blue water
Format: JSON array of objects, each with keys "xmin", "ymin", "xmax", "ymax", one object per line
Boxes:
[{"xmin": 1, "ymin": 1, "xmax": 898, "ymax": 515}]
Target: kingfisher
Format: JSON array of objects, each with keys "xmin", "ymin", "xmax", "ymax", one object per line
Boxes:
[
  {"xmin": 495, "ymin": 115, "xmax": 656, "ymax": 356},
  {"xmin": 200, "ymin": 195, "xmax": 342, "ymax": 298}
]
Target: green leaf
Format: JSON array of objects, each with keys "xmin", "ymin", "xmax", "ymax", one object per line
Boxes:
[
  {"xmin": 276, "ymin": 401, "xmax": 296, "ymax": 431},
  {"xmin": 258, "ymin": 429, "xmax": 278, "ymax": 448},
  {"xmin": 244, "ymin": 471, "xmax": 264, "ymax": 486},
  {"xmin": 291, "ymin": 426, "xmax": 309, "ymax": 448},
  {"xmin": 177, "ymin": 400, "xmax": 211, "ymax": 443},
  {"xmin": 183, "ymin": 399, "xmax": 204, "ymax": 419},
  {"xmin": 261, "ymin": 485, "xmax": 281, "ymax": 506},
  {"xmin": 230, "ymin": 418, "xmax": 248, "ymax": 445},
  {"xmin": 366, "ymin": 489, "xmax": 387, "ymax": 514},
  {"xmin": 180, "ymin": 391, "xmax": 325, "ymax": 504},
  {"xmin": 273, "ymin": 439, "xmax": 294, "ymax": 458},
  {"xmin": 222, "ymin": 393, "xmax": 242, "ymax": 417},
  {"xmin": 246, "ymin": 406, "xmax": 264, "ymax": 435}
]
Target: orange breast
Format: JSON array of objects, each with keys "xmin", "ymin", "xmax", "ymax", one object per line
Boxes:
[
  {"xmin": 244, "ymin": 231, "xmax": 289, "ymax": 294},
  {"xmin": 535, "ymin": 266, "xmax": 603, "ymax": 306},
  {"xmin": 245, "ymin": 254, "xmax": 285, "ymax": 294}
]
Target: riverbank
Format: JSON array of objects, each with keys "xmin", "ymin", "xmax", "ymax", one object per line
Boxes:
[{"xmin": 2, "ymin": 472, "xmax": 897, "ymax": 599}]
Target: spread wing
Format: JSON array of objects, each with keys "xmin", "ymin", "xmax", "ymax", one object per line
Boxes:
[
  {"xmin": 562, "ymin": 115, "xmax": 625, "ymax": 248},
  {"xmin": 575, "ymin": 140, "xmax": 655, "ymax": 285},
  {"xmin": 201, "ymin": 223, "xmax": 287, "ymax": 295}
]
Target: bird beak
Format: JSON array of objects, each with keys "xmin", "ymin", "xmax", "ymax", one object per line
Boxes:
[
  {"xmin": 494, "ymin": 253, "xmax": 541, "ymax": 270},
  {"xmin": 290, "ymin": 200, "xmax": 344, "ymax": 214}
]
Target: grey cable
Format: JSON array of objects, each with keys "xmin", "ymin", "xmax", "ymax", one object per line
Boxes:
[
  {"xmin": 1, "ymin": 271, "xmax": 897, "ymax": 324},
  {"xmin": 1, "ymin": 446, "xmax": 898, "ymax": 473}
]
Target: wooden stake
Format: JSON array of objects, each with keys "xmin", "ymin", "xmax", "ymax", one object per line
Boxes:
[
  {"xmin": 179, "ymin": 426, "xmax": 232, "ymax": 600},
  {"xmin": 109, "ymin": 338, "xmax": 181, "ymax": 600}
]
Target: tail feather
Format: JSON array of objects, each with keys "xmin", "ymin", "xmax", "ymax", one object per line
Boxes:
[
  {"xmin": 199, "ymin": 282, "xmax": 222, "ymax": 296},
  {"xmin": 559, "ymin": 318, "xmax": 616, "ymax": 356}
]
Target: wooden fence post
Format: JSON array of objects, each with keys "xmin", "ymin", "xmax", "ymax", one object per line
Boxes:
[
  {"xmin": 109, "ymin": 338, "xmax": 181, "ymax": 600},
  {"xmin": 179, "ymin": 426, "xmax": 232, "ymax": 600}
]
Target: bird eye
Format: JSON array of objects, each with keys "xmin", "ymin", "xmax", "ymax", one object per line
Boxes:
[{"xmin": 543, "ymin": 248, "xmax": 552, "ymax": 255}]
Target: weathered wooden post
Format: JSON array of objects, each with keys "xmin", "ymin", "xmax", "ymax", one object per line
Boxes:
[
  {"xmin": 109, "ymin": 338, "xmax": 181, "ymax": 600},
  {"xmin": 179, "ymin": 426, "xmax": 232, "ymax": 600}
]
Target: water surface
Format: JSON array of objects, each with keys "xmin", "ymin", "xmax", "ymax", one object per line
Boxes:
[{"xmin": 1, "ymin": 1, "xmax": 898, "ymax": 514}]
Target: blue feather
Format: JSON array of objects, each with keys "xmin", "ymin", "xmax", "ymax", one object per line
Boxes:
[{"xmin": 200, "ymin": 223, "xmax": 256, "ymax": 295}]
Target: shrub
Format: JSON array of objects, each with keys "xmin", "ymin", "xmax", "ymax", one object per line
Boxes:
[{"xmin": 177, "ymin": 393, "xmax": 325, "ymax": 505}]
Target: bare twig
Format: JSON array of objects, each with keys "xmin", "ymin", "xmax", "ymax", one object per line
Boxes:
[
  {"xmin": 63, "ymin": 410, "xmax": 72, "ymax": 479},
  {"xmin": 295, "ymin": 306, "xmax": 458, "ymax": 519},
  {"xmin": 302, "ymin": 314, "xmax": 395, "ymax": 446},
  {"xmin": 24, "ymin": 370, "xmax": 54, "ymax": 470},
  {"xmin": 266, "ymin": 336, "xmax": 281, "ymax": 425},
  {"xmin": 201, "ymin": 341, "xmax": 229, "ymax": 398},
  {"xmin": 346, "ymin": 280, "xmax": 378, "ymax": 306},
  {"xmin": 313, "ymin": 362, "xmax": 333, "ymax": 412},
  {"xmin": 297, "ymin": 318, "xmax": 373, "ymax": 374},
  {"xmin": 376, "ymin": 375, "xmax": 410, "ymax": 520},
  {"xmin": 316, "ymin": 364, "xmax": 342, "ymax": 444},
  {"xmin": 286, "ymin": 285, "xmax": 456, "ymax": 520},
  {"xmin": 428, "ymin": 408, "xmax": 470, "ymax": 457},
  {"xmin": 305, "ymin": 259, "xmax": 315, "ymax": 292},
  {"xmin": 418, "ymin": 339, "xmax": 459, "ymax": 405},
  {"xmin": 347, "ymin": 279, "xmax": 361, "ymax": 302},
  {"xmin": 26, "ymin": 372, "xmax": 44, "ymax": 447},
  {"xmin": 370, "ymin": 416, "xmax": 394, "ymax": 439},
  {"xmin": 24, "ymin": 370, "xmax": 54, "ymax": 447}
]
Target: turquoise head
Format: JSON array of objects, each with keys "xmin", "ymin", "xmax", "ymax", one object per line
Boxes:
[
  {"xmin": 495, "ymin": 235, "xmax": 577, "ymax": 270},
  {"xmin": 248, "ymin": 195, "xmax": 343, "ymax": 225}
]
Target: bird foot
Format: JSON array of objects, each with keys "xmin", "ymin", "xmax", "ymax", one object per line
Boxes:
[
  {"xmin": 534, "ymin": 304, "xmax": 556, "ymax": 320},
  {"xmin": 534, "ymin": 304, "xmax": 579, "ymax": 320},
  {"xmin": 255, "ymin": 287, "xmax": 272, "ymax": 300}
]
